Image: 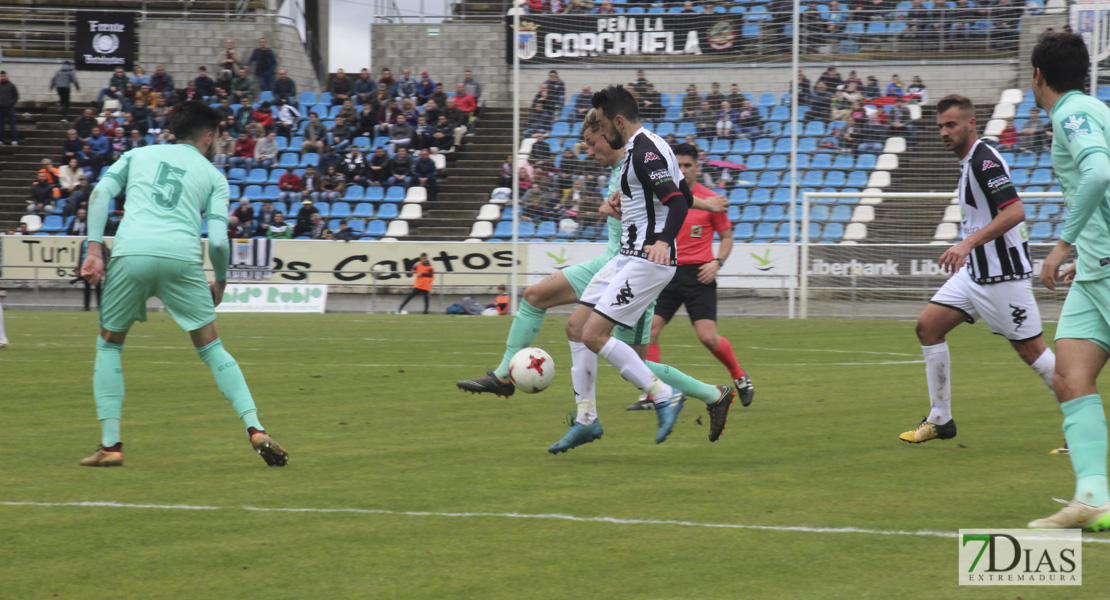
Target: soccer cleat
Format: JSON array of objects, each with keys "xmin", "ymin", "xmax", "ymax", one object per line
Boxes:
[
  {"xmin": 707, "ymin": 385, "xmax": 736, "ymax": 442},
  {"xmin": 250, "ymin": 432, "xmax": 289, "ymax": 467},
  {"xmin": 79, "ymin": 446, "xmax": 123, "ymax": 467},
  {"xmin": 626, "ymin": 393, "xmax": 655, "ymax": 411},
  {"xmin": 899, "ymin": 417, "xmax": 957, "ymax": 443},
  {"xmin": 456, "ymin": 371, "xmax": 516, "ymax": 398},
  {"xmin": 1028, "ymin": 498, "xmax": 1110, "ymax": 531},
  {"xmin": 654, "ymin": 391, "xmax": 686, "ymax": 444},
  {"xmin": 1050, "ymin": 442, "xmax": 1070, "ymax": 455},
  {"xmin": 548, "ymin": 416, "xmax": 604, "ymax": 454},
  {"xmin": 0, "ymin": 338, "xmax": 8, "ymax": 349},
  {"xmin": 734, "ymin": 376, "xmax": 754, "ymax": 407}
]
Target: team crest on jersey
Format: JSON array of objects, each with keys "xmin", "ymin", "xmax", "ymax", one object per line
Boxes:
[
  {"xmin": 1064, "ymin": 114, "xmax": 1091, "ymax": 141},
  {"xmin": 643, "ymin": 151, "xmax": 660, "ymax": 163},
  {"xmin": 981, "ymin": 160, "xmax": 1000, "ymax": 170}
]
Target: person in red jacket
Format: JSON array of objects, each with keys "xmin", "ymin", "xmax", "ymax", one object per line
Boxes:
[
  {"xmin": 278, "ymin": 167, "xmax": 302, "ymax": 204},
  {"xmin": 251, "ymin": 101, "xmax": 275, "ymax": 133},
  {"xmin": 454, "ymin": 82, "xmax": 477, "ymax": 121},
  {"xmin": 229, "ymin": 134, "xmax": 255, "ymax": 170}
]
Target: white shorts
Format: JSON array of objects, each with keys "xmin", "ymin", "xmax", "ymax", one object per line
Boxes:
[
  {"xmin": 581, "ymin": 253, "xmax": 676, "ymax": 329},
  {"xmin": 929, "ymin": 268, "xmax": 1043, "ymax": 341}
]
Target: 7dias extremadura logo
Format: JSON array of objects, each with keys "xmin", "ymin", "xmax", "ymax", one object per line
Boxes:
[{"xmin": 958, "ymin": 529, "xmax": 1081, "ymax": 586}]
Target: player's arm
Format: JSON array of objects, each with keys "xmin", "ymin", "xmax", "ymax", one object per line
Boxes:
[
  {"xmin": 698, "ymin": 213, "xmax": 734, "ymax": 284},
  {"xmin": 690, "ymin": 193, "xmax": 727, "ymax": 213},
  {"xmin": 81, "ymin": 155, "xmax": 130, "ymax": 285},
  {"xmin": 205, "ymin": 175, "xmax": 232, "ymax": 305},
  {"xmin": 1043, "ymin": 115, "xmax": 1110, "ymax": 290},
  {"xmin": 633, "ymin": 149, "xmax": 689, "ymax": 265},
  {"xmin": 938, "ymin": 157, "xmax": 1024, "ymax": 275}
]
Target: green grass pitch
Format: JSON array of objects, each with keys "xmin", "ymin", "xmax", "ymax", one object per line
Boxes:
[{"xmin": 1, "ymin": 311, "xmax": 1107, "ymax": 599}]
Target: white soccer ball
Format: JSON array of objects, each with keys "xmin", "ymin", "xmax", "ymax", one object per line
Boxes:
[{"xmin": 509, "ymin": 347, "xmax": 555, "ymax": 393}]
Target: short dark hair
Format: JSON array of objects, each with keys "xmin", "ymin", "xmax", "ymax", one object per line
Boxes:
[
  {"xmin": 673, "ymin": 142, "xmax": 699, "ymax": 160},
  {"xmin": 591, "ymin": 85, "xmax": 639, "ymax": 122},
  {"xmin": 1032, "ymin": 31, "xmax": 1089, "ymax": 94},
  {"xmin": 936, "ymin": 94, "xmax": 974, "ymax": 116},
  {"xmin": 169, "ymin": 101, "xmax": 222, "ymax": 142}
]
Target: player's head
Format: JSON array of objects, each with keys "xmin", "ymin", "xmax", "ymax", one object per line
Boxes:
[
  {"xmin": 581, "ymin": 108, "xmax": 622, "ymax": 168},
  {"xmin": 936, "ymin": 94, "xmax": 977, "ymax": 156},
  {"xmin": 590, "ymin": 85, "xmax": 640, "ymax": 150},
  {"xmin": 168, "ymin": 101, "xmax": 223, "ymax": 160},
  {"xmin": 1031, "ymin": 31, "xmax": 1089, "ymax": 109},
  {"xmin": 419, "ymin": 252, "xmax": 429, "ymax": 264},
  {"xmin": 673, "ymin": 143, "xmax": 700, "ymax": 185}
]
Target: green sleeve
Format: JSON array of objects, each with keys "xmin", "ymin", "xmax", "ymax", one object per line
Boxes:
[
  {"xmin": 87, "ymin": 154, "xmax": 130, "ymax": 243},
  {"xmin": 206, "ymin": 172, "xmax": 231, "ymax": 280},
  {"xmin": 1060, "ymin": 151, "xmax": 1110, "ymax": 245}
]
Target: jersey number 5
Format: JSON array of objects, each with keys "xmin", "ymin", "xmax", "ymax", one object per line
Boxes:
[{"xmin": 153, "ymin": 161, "xmax": 188, "ymax": 210}]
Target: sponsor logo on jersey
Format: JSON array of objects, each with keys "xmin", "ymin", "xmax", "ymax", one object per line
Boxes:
[
  {"xmin": 611, "ymin": 279, "xmax": 635, "ymax": 306},
  {"xmin": 690, "ymin": 224, "xmax": 703, "ymax": 238},
  {"xmin": 981, "ymin": 160, "xmax": 1000, "ymax": 170},
  {"xmin": 987, "ymin": 175, "xmax": 1012, "ymax": 190},
  {"xmin": 649, "ymin": 169, "xmax": 672, "ymax": 182},
  {"xmin": 1010, "ymin": 304, "xmax": 1027, "ymax": 329},
  {"xmin": 643, "ymin": 151, "xmax": 660, "ymax": 163},
  {"xmin": 1064, "ymin": 113, "xmax": 1092, "ymax": 142}
]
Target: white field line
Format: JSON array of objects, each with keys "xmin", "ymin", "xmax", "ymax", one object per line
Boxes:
[
  {"xmin": 2, "ymin": 500, "xmax": 1108, "ymax": 545},
  {"xmin": 0, "ymin": 358, "xmax": 922, "ymax": 368}
]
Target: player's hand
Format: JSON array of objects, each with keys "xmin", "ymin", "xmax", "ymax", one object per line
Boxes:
[
  {"xmin": 645, "ymin": 241, "xmax": 671, "ymax": 266},
  {"xmin": 697, "ymin": 260, "xmax": 720, "ymax": 284},
  {"xmin": 80, "ymin": 254, "xmax": 105, "ymax": 286},
  {"xmin": 1040, "ymin": 241, "xmax": 1073, "ymax": 291},
  {"xmin": 694, "ymin": 194, "xmax": 728, "ymax": 213},
  {"xmin": 1062, "ymin": 263, "xmax": 1078, "ymax": 286},
  {"xmin": 605, "ymin": 191, "xmax": 622, "ymax": 218},
  {"xmin": 937, "ymin": 242, "xmax": 970, "ymax": 275},
  {"xmin": 210, "ymin": 280, "xmax": 227, "ymax": 306}
]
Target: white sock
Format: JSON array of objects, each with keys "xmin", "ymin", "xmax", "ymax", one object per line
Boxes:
[
  {"xmin": 0, "ymin": 302, "xmax": 6, "ymax": 341},
  {"xmin": 569, "ymin": 341, "xmax": 598, "ymax": 425},
  {"xmin": 598, "ymin": 337, "xmax": 672, "ymax": 402},
  {"xmin": 1030, "ymin": 348, "xmax": 1057, "ymax": 400},
  {"xmin": 923, "ymin": 342, "xmax": 952, "ymax": 425}
]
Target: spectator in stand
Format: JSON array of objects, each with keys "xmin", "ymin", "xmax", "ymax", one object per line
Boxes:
[
  {"xmin": 855, "ymin": 112, "xmax": 887, "ymax": 153},
  {"xmin": 267, "ymin": 69, "xmax": 294, "ymax": 104},
  {"xmin": 886, "ymin": 74, "xmax": 904, "ymax": 98},
  {"xmin": 267, "ymin": 212, "xmax": 293, "ymax": 239},
  {"xmin": 278, "ymin": 168, "xmax": 303, "ymax": 204},
  {"xmin": 329, "ymin": 116, "xmax": 353, "ymax": 153},
  {"xmin": 990, "ymin": 0, "xmax": 1021, "ymax": 51},
  {"xmin": 429, "ymin": 82, "xmax": 448, "ymax": 112},
  {"xmin": 0, "ymin": 71, "xmax": 18, "ymax": 146},
  {"xmin": 214, "ymin": 130, "xmax": 234, "ymax": 166},
  {"xmin": 125, "ymin": 128, "xmax": 146, "ymax": 152},
  {"xmin": 705, "ymin": 82, "xmax": 727, "ymax": 111},
  {"xmin": 416, "ymin": 72, "xmax": 436, "ymax": 105},
  {"xmin": 769, "ymin": 0, "xmax": 793, "ymax": 47},
  {"xmin": 229, "ymin": 132, "xmax": 256, "ymax": 170},
  {"xmin": 130, "ymin": 98, "xmax": 152, "ymax": 135},
  {"xmin": 526, "ymin": 0, "xmax": 543, "ymax": 12},
  {"xmin": 29, "ymin": 172, "xmax": 58, "ymax": 212},
  {"xmin": 59, "ymin": 158, "xmax": 83, "ymax": 197},
  {"xmin": 544, "ymin": 69, "xmax": 565, "ymax": 106},
  {"xmin": 375, "ymin": 99, "xmax": 398, "ymax": 135},
  {"xmin": 694, "ymin": 100, "xmax": 716, "ymax": 138},
  {"xmin": 309, "ymin": 214, "xmax": 329, "ymax": 240},
  {"xmin": 336, "ymin": 98, "xmax": 358, "ymax": 124},
  {"xmin": 294, "ymin": 199, "xmax": 320, "ymax": 237},
  {"xmin": 228, "ymin": 215, "xmax": 248, "ymax": 239},
  {"xmin": 463, "ymin": 70, "xmax": 481, "ymax": 101},
  {"xmin": 64, "ymin": 174, "xmax": 92, "ymax": 217},
  {"xmin": 596, "ymin": 0, "xmax": 617, "ymax": 13},
  {"xmin": 387, "ymin": 113, "xmax": 413, "ymax": 153},
  {"xmin": 498, "ymin": 154, "xmax": 513, "ymax": 187},
  {"xmin": 128, "ymin": 66, "xmax": 150, "ymax": 88},
  {"xmin": 378, "ymin": 67, "xmax": 396, "ymax": 90},
  {"xmin": 320, "ymin": 165, "xmax": 345, "ymax": 201},
  {"xmin": 332, "ymin": 220, "xmax": 358, "ymax": 242},
  {"xmin": 274, "ymin": 98, "xmax": 300, "ymax": 137},
  {"xmin": 233, "ymin": 198, "xmax": 255, "ymax": 236},
  {"xmin": 353, "ymin": 101, "xmax": 378, "ymax": 138},
  {"xmin": 63, "ymin": 128, "xmax": 85, "ymax": 161},
  {"xmin": 716, "ymin": 100, "xmax": 739, "ymax": 139},
  {"xmin": 87, "ymin": 126, "xmax": 111, "ymax": 168},
  {"xmin": 384, "ymin": 146, "xmax": 413, "ymax": 188},
  {"xmin": 860, "ymin": 75, "xmax": 880, "ymax": 100},
  {"xmin": 573, "ymin": 85, "xmax": 593, "ymax": 118},
  {"xmin": 557, "ymin": 147, "xmax": 583, "ymax": 188},
  {"xmin": 832, "ymin": 82, "xmax": 861, "ymax": 121},
  {"xmin": 796, "ymin": 71, "xmax": 812, "ymax": 101},
  {"xmin": 150, "ymin": 96, "xmax": 170, "ymax": 132},
  {"xmin": 255, "ymin": 200, "xmax": 278, "ymax": 235},
  {"xmin": 330, "ymin": 69, "xmax": 353, "ymax": 106},
  {"xmin": 631, "ymin": 69, "xmax": 650, "ymax": 94},
  {"xmin": 422, "ymin": 98, "xmax": 441, "ymax": 126},
  {"xmin": 444, "ymin": 97, "xmax": 469, "ymax": 147},
  {"xmin": 947, "ymin": 0, "xmax": 974, "ymax": 41},
  {"xmin": 38, "ymin": 159, "xmax": 61, "ymax": 188},
  {"xmin": 906, "ymin": 0, "xmax": 940, "ymax": 40},
  {"xmin": 817, "ymin": 66, "xmax": 843, "ymax": 91},
  {"xmin": 217, "ymin": 39, "xmax": 244, "ymax": 78},
  {"xmin": 999, "ymin": 119, "xmax": 1018, "ymax": 150},
  {"xmin": 392, "ymin": 68, "xmax": 418, "ymax": 103},
  {"xmin": 342, "ymin": 147, "xmax": 367, "ymax": 186},
  {"xmin": 234, "ymin": 97, "xmax": 254, "ymax": 130},
  {"xmin": 96, "ymin": 68, "xmax": 128, "ymax": 111},
  {"xmin": 215, "ymin": 97, "xmax": 235, "ymax": 121},
  {"xmin": 247, "ymin": 38, "xmax": 277, "ymax": 91},
  {"xmin": 317, "ymin": 146, "xmax": 341, "ymax": 174},
  {"xmin": 136, "ymin": 83, "xmax": 158, "ymax": 109},
  {"xmin": 168, "ymin": 80, "xmax": 197, "ymax": 106},
  {"xmin": 889, "ymin": 97, "xmax": 914, "ymax": 142},
  {"xmin": 353, "ymin": 68, "xmax": 378, "ymax": 105},
  {"xmin": 411, "ymin": 149, "xmax": 438, "ymax": 199},
  {"xmin": 640, "ymin": 83, "xmax": 663, "ymax": 122},
  {"xmin": 301, "ymin": 112, "xmax": 328, "ymax": 153},
  {"xmin": 150, "ymin": 65, "xmax": 174, "ymax": 97},
  {"xmin": 431, "ymin": 114, "xmax": 455, "ymax": 152},
  {"xmin": 249, "ymin": 101, "xmax": 274, "ymax": 133},
  {"xmin": 1019, "ymin": 108, "xmax": 1045, "ymax": 151},
  {"xmin": 808, "ymin": 82, "xmax": 833, "ymax": 122},
  {"xmin": 76, "ymin": 143, "xmax": 97, "ymax": 176},
  {"xmin": 254, "ymin": 131, "xmax": 279, "ymax": 169},
  {"xmin": 530, "ymin": 132, "xmax": 553, "ymax": 168},
  {"xmin": 231, "ymin": 67, "xmax": 256, "ymax": 103},
  {"xmin": 195, "ymin": 66, "xmax": 215, "ymax": 100},
  {"xmin": 66, "ymin": 207, "xmax": 89, "ymax": 236},
  {"xmin": 213, "ymin": 69, "xmax": 232, "ymax": 102},
  {"xmin": 906, "ymin": 76, "xmax": 927, "ymax": 104},
  {"xmin": 50, "ymin": 61, "xmax": 80, "ymax": 122},
  {"xmin": 523, "ymin": 102, "xmax": 553, "ymax": 137},
  {"xmin": 681, "ymin": 84, "xmax": 701, "ymax": 119},
  {"xmin": 412, "ymin": 115, "xmax": 435, "ymax": 150},
  {"xmin": 454, "ymin": 83, "xmax": 478, "ymax": 122},
  {"xmin": 532, "ymin": 82, "xmax": 555, "ymax": 115},
  {"xmin": 822, "ymin": 1, "xmax": 847, "ymax": 43},
  {"xmin": 301, "ymin": 165, "xmax": 322, "ymax": 202},
  {"xmin": 366, "ymin": 147, "xmax": 390, "ymax": 186}
]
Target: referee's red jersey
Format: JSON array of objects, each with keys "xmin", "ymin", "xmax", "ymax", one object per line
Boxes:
[{"xmin": 675, "ymin": 183, "xmax": 732, "ymax": 266}]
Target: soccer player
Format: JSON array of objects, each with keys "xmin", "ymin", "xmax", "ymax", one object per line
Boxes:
[
  {"xmin": 551, "ymin": 85, "xmax": 735, "ymax": 452},
  {"xmin": 78, "ymin": 101, "xmax": 288, "ymax": 467},
  {"xmin": 899, "ymin": 94, "xmax": 1057, "ymax": 444},
  {"xmin": 630, "ymin": 143, "xmax": 754, "ymax": 411},
  {"xmin": 396, "ymin": 252, "xmax": 434, "ymax": 314},
  {"xmin": 0, "ymin": 301, "xmax": 7, "ymax": 348},
  {"xmin": 1030, "ymin": 32, "xmax": 1110, "ymax": 530},
  {"xmin": 458, "ymin": 110, "xmax": 734, "ymax": 444}
]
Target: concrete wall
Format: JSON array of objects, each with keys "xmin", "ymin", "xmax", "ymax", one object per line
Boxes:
[
  {"xmin": 2, "ymin": 19, "xmax": 319, "ymax": 104},
  {"xmin": 370, "ymin": 23, "xmax": 508, "ymax": 104}
]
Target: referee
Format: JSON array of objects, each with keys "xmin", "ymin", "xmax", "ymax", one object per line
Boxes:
[{"xmin": 629, "ymin": 143, "xmax": 754, "ymax": 410}]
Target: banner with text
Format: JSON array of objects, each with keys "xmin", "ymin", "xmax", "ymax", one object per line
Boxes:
[
  {"xmin": 75, "ymin": 12, "xmax": 136, "ymax": 71},
  {"xmin": 507, "ymin": 14, "xmax": 743, "ymax": 64},
  {"xmin": 527, "ymin": 242, "xmax": 797, "ymax": 288},
  {"xmin": 216, "ymin": 284, "xmax": 328, "ymax": 313}
]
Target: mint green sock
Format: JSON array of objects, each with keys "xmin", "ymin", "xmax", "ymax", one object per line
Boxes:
[
  {"xmin": 647, "ymin": 361, "xmax": 720, "ymax": 404},
  {"xmin": 197, "ymin": 338, "xmax": 263, "ymax": 431},
  {"xmin": 1061, "ymin": 394, "xmax": 1110, "ymax": 506},
  {"xmin": 94, "ymin": 337, "xmax": 125, "ymax": 447},
  {"xmin": 493, "ymin": 299, "xmax": 546, "ymax": 380}
]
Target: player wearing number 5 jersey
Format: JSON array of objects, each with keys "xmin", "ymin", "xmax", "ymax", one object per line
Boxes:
[
  {"xmin": 899, "ymin": 94, "xmax": 1057, "ymax": 445},
  {"xmin": 78, "ymin": 101, "xmax": 287, "ymax": 468}
]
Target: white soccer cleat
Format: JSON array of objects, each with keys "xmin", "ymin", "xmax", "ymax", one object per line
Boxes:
[{"xmin": 1028, "ymin": 498, "xmax": 1110, "ymax": 531}]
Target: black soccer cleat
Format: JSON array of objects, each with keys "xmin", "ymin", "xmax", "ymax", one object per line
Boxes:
[
  {"xmin": 899, "ymin": 417, "xmax": 957, "ymax": 443},
  {"xmin": 707, "ymin": 385, "xmax": 736, "ymax": 442},
  {"xmin": 457, "ymin": 370, "xmax": 516, "ymax": 398},
  {"xmin": 626, "ymin": 394, "xmax": 655, "ymax": 411},
  {"xmin": 734, "ymin": 376, "xmax": 754, "ymax": 407}
]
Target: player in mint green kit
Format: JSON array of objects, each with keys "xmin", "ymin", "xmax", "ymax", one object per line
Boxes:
[
  {"xmin": 458, "ymin": 111, "xmax": 734, "ymax": 433},
  {"xmin": 78, "ymin": 101, "xmax": 288, "ymax": 468},
  {"xmin": 1030, "ymin": 32, "xmax": 1110, "ymax": 530}
]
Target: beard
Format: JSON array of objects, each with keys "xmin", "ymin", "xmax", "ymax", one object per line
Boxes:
[{"xmin": 605, "ymin": 129, "xmax": 623, "ymax": 150}]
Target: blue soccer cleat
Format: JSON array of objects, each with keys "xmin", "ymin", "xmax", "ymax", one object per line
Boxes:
[
  {"xmin": 548, "ymin": 415, "xmax": 604, "ymax": 454},
  {"xmin": 654, "ymin": 391, "xmax": 686, "ymax": 444}
]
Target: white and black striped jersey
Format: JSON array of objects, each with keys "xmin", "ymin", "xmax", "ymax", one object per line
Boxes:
[
  {"xmin": 618, "ymin": 126, "xmax": 690, "ymax": 264},
  {"xmin": 958, "ymin": 140, "xmax": 1032, "ymax": 284}
]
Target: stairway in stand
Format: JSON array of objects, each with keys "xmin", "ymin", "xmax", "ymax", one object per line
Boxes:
[{"xmin": 0, "ymin": 100, "xmax": 73, "ymax": 229}]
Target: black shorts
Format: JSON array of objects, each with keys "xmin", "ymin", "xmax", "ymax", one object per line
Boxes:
[{"xmin": 654, "ymin": 263, "xmax": 717, "ymax": 323}]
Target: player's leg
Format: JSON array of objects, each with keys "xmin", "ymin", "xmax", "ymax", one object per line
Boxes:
[
  {"xmin": 631, "ymin": 284, "xmax": 680, "ymax": 410},
  {"xmin": 457, "ymin": 268, "xmax": 580, "ymax": 396},
  {"xmin": 0, "ymin": 301, "xmax": 8, "ymax": 346},
  {"xmin": 693, "ymin": 318, "xmax": 753, "ymax": 406},
  {"xmin": 548, "ymin": 302, "xmax": 605, "ymax": 454},
  {"xmin": 397, "ymin": 288, "xmax": 418, "ymax": 312},
  {"xmin": 420, "ymin": 289, "xmax": 429, "ymax": 314}
]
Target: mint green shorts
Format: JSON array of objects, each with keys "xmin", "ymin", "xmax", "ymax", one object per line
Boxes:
[
  {"xmin": 1056, "ymin": 279, "xmax": 1110, "ymax": 354},
  {"xmin": 100, "ymin": 256, "xmax": 217, "ymax": 333},
  {"xmin": 561, "ymin": 253, "xmax": 653, "ymax": 346}
]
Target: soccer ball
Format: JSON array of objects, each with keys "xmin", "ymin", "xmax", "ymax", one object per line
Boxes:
[{"xmin": 509, "ymin": 347, "xmax": 555, "ymax": 393}]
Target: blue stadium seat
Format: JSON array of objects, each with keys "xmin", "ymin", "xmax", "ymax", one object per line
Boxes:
[
  {"xmin": 40, "ymin": 215, "xmax": 64, "ymax": 233},
  {"xmin": 741, "ymin": 205, "xmax": 762, "ymax": 222},
  {"xmin": 364, "ymin": 187, "xmax": 384, "ymax": 202},
  {"xmin": 762, "ymin": 122, "xmax": 782, "ymax": 138},
  {"xmin": 854, "ymin": 154, "xmax": 877, "ymax": 171},
  {"xmin": 763, "ymin": 205, "xmax": 786, "ymax": 221},
  {"xmin": 846, "ymin": 171, "xmax": 868, "ymax": 188},
  {"xmin": 299, "ymin": 153, "xmax": 319, "ymax": 167},
  {"xmin": 845, "ymin": 22, "xmax": 865, "ymax": 37},
  {"xmin": 769, "ymin": 106, "xmax": 790, "ymax": 122},
  {"xmin": 347, "ymin": 220, "xmax": 366, "ymax": 234},
  {"xmin": 824, "ymin": 171, "xmax": 847, "ymax": 187},
  {"xmin": 364, "ymin": 219, "xmax": 386, "ymax": 236},
  {"xmin": 810, "ymin": 154, "xmax": 833, "ymax": 170},
  {"xmin": 829, "ymin": 205, "xmax": 852, "ymax": 221},
  {"xmin": 353, "ymin": 136, "xmax": 370, "ymax": 148},
  {"xmin": 733, "ymin": 222, "xmax": 754, "ymax": 239},
  {"xmin": 732, "ymin": 138, "xmax": 753, "ymax": 154},
  {"xmin": 757, "ymin": 92, "xmax": 777, "ymax": 109},
  {"xmin": 228, "ymin": 184, "xmax": 241, "ymax": 198},
  {"xmin": 550, "ymin": 122, "xmax": 571, "ymax": 137},
  {"xmin": 267, "ymin": 170, "xmax": 284, "ymax": 184},
  {"xmin": 260, "ymin": 185, "xmax": 280, "ymax": 201},
  {"xmin": 655, "ymin": 122, "xmax": 676, "ymax": 137},
  {"xmin": 664, "ymin": 105, "xmax": 683, "ymax": 121},
  {"xmin": 1028, "ymin": 221, "xmax": 1052, "ymax": 240},
  {"xmin": 246, "ymin": 168, "xmax": 268, "ymax": 184},
  {"xmin": 327, "ymin": 218, "xmax": 344, "ymax": 231},
  {"xmin": 1010, "ymin": 169, "xmax": 1030, "ymax": 186},
  {"xmin": 710, "ymin": 139, "xmax": 731, "ymax": 154},
  {"xmin": 1037, "ymin": 153, "xmax": 1053, "ymax": 168},
  {"xmin": 675, "ymin": 122, "xmax": 695, "ymax": 137},
  {"xmin": 383, "ymin": 187, "xmax": 405, "ymax": 203},
  {"xmin": 1037, "ymin": 204, "xmax": 1061, "ymax": 221},
  {"xmin": 754, "ymin": 222, "xmax": 777, "ymax": 238},
  {"xmin": 804, "ymin": 121, "xmax": 825, "ymax": 136},
  {"xmin": 757, "ymin": 171, "xmax": 780, "ymax": 187},
  {"xmin": 773, "ymin": 137, "xmax": 792, "ymax": 154},
  {"xmin": 536, "ymin": 221, "xmax": 557, "ymax": 238},
  {"xmin": 746, "ymin": 6, "xmax": 769, "ymax": 21},
  {"xmin": 802, "ymin": 171, "xmax": 824, "ymax": 187},
  {"xmin": 727, "ymin": 206, "xmax": 742, "ymax": 221},
  {"xmin": 377, "ymin": 203, "xmax": 399, "ymax": 219},
  {"xmin": 372, "ymin": 136, "xmax": 390, "ymax": 148},
  {"xmin": 729, "ymin": 188, "xmax": 749, "ymax": 205},
  {"xmin": 298, "ymin": 92, "xmax": 317, "ymax": 107},
  {"xmin": 659, "ymin": 92, "xmax": 671, "ymax": 107},
  {"xmin": 518, "ymin": 221, "xmax": 536, "ymax": 237},
  {"xmin": 752, "ymin": 138, "xmax": 774, "ymax": 154},
  {"xmin": 343, "ymin": 186, "xmax": 365, "ymax": 202},
  {"xmin": 796, "ymin": 138, "xmax": 818, "ymax": 154},
  {"xmin": 830, "ymin": 154, "xmax": 853, "ymax": 171},
  {"xmin": 767, "ymin": 154, "xmax": 788, "ymax": 170},
  {"xmin": 352, "ymin": 203, "xmax": 374, "ymax": 219},
  {"xmin": 742, "ymin": 23, "xmax": 760, "ymax": 39},
  {"xmin": 750, "ymin": 188, "xmax": 771, "ymax": 204},
  {"xmin": 823, "ymin": 222, "xmax": 844, "ymax": 240},
  {"xmin": 330, "ymin": 202, "xmax": 352, "ymax": 219},
  {"xmin": 242, "ymin": 184, "xmax": 264, "ymax": 200},
  {"xmin": 746, "ymin": 154, "xmax": 766, "ymax": 170},
  {"xmin": 772, "ymin": 188, "xmax": 793, "ymax": 205},
  {"xmin": 809, "ymin": 205, "xmax": 830, "ymax": 221},
  {"xmin": 317, "ymin": 92, "xmax": 333, "ymax": 105},
  {"xmin": 1014, "ymin": 153, "xmax": 1037, "ymax": 169},
  {"xmin": 227, "ymin": 168, "xmax": 247, "ymax": 183},
  {"xmin": 865, "ymin": 21, "xmax": 887, "ymax": 36}
]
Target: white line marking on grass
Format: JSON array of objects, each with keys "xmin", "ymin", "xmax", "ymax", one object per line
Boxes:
[
  {"xmin": 746, "ymin": 346, "xmax": 920, "ymax": 357},
  {"xmin": 4, "ymin": 501, "xmax": 1110, "ymax": 544}
]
